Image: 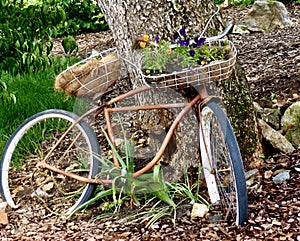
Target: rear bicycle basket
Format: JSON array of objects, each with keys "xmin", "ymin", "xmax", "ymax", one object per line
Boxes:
[
  {"xmin": 55, "ymin": 48, "xmax": 121, "ymax": 97},
  {"xmin": 140, "ymin": 39, "xmax": 237, "ymax": 89}
]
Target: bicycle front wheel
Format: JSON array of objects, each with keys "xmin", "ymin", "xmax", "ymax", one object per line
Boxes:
[
  {"xmin": 0, "ymin": 109, "xmax": 100, "ymax": 215},
  {"xmin": 199, "ymin": 100, "xmax": 248, "ymax": 226}
]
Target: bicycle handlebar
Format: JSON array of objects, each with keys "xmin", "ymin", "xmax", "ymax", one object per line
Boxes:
[
  {"xmin": 206, "ymin": 21, "xmax": 234, "ymax": 42},
  {"xmin": 134, "ymin": 5, "xmax": 233, "ymax": 50},
  {"xmin": 167, "ymin": 21, "xmax": 233, "ymax": 49}
]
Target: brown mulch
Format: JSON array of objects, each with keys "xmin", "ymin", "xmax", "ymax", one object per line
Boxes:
[
  {"xmin": 1, "ymin": 3, "xmax": 300, "ymax": 240},
  {"xmin": 222, "ymin": 3, "xmax": 300, "ymax": 108}
]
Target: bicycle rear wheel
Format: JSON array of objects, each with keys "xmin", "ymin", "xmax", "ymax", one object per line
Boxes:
[
  {"xmin": 0, "ymin": 109, "xmax": 100, "ymax": 215},
  {"xmin": 199, "ymin": 100, "xmax": 248, "ymax": 226}
]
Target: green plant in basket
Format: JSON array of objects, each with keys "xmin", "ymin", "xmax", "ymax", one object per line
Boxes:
[{"xmin": 139, "ymin": 28, "xmax": 232, "ymax": 75}]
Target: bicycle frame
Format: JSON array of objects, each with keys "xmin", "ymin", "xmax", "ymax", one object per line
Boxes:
[
  {"xmin": 38, "ymin": 6, "xmax": 235, "ymax": 183},
  {"xmin": 38, "ymin": 84, "xmax": 215, "ymax": 183},
  {"xmin": 1, "ymin": 4, "xmax": 248, "ymax": 225},
  {"xmin": 103, "ymin": 86, "xmax": 203, "ymax": 178}
]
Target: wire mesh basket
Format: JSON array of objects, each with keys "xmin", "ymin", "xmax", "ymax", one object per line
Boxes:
[
  {"xmin": 55, "ymin": 39, "xmax": 236, "ymax": 97},
  {"xmin": 55, "ymin": 48, "xmax": 120, "ymax": 97},
  {"xmin": 140, "ymin": 39, "xmax": 237, "ymax": 89}
]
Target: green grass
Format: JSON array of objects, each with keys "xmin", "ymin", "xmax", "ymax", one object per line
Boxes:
[{"xmin": 0, "ymin": 57, "xmax": 78, "ymax": 154}]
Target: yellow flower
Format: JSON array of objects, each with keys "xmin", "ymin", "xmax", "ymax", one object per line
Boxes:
[
  {"xmin": 166, "ymin": 48, "xmax": 172, "ymax": 55},
  {"xmin": 139, "ymin": 41, "xmax": 147, "ymax": 48},
  {"xmin": 143, "ymin": 35, "xmax": 149, "ymax": 42}
]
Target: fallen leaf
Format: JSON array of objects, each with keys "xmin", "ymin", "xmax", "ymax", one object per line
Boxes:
[
  {"xmin": 261, "ymin": 223, "xmax": 273, "ymax": 229},
  {"xmin": 264, "ymin": 170, "xmax": 273, "ymax": 179},
  {"xmin": 12, "ymin": 186, "xmax": 24, "ymax": 195},
  {"xmin": 42, "ymin": 182, "xmax": 54, "ymax": 192}
]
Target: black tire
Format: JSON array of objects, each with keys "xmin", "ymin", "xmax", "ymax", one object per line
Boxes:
[
  {"xmin": 199, "ymin": 100, "xmax": 248, "ymax": 225},
  {"xmin": 0, "ymin": 109, "xmax": 100, "ymax": 215}
]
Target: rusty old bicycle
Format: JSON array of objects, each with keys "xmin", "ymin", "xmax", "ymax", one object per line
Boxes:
[{"xmin": 0, "ymin": 10, "xmax": 248, "ymax": 226}]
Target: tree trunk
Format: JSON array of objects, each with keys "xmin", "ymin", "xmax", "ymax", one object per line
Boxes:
[
  {"xmin": 97, "ymin": 0, "xmax": 222, "ymax": 87},
  {"xmin": 97, "ymin": 0, "xmax": 262, "ymax": 174}
]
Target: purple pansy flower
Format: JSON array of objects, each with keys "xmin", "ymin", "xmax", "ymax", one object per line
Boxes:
[
  {"xmin": 154, "ymin": 36, "xmax": 159, "ymax": 43},
  {"xmin": 189, "ymin": 49, "xmax": 196, "ymax": 57},
  {"xmin": 177, "ymin": 40, "xmax": 185, "ymax": 46},
  {"xmin": 194, "ymin": 37, "xmax": 206, "ymax": 48},
  {"xmin": 179, "ymin": 28, "xmax": 186, "ymax": 37},
  {"xmin": 173, "ymin": 32, "xmax": 179, "ymax": 40},
  {"xmin": 178, "ymin": 39, "xmax": 190, "ymax": 47}
]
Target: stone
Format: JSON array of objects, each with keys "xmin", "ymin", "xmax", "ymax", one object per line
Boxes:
[
  {"xmin": 0, "ymin": 202, "xmax": 8, "ymax": 225},
  {"xmin": 0, "ymin": 212, "xmax": 8, "ymax": 225},
  {"xmin": 258, "ymin": 119, "xmax": 295, "ymax": 154},
  {"xmin": 281, "ymin": 101, "xmax": 300, "ymax": 146},
  {"xmin": 245, "ymin": 168, "xmax": 259, "ymax": 180},
  {"xmin": 243, "ymin": 0, "xmax": 292, "ymax": 32},
  {"xmin": 0, "ymin": 202, "xmax": 7, "ymax": 212},
  {"xmin": 254, "ymin": 102, "xmax": 281, "ymax": 130},
  {"xmin": 232, "ymin": 24, "xmax": 250, "ymax": 34},
  {"xmin": 272, "ymin": 172, "xmax": 290, "ymax": 184},
  {"xmin": 191, "ymin": 203, "xmax": 209, "ymax": 218}
]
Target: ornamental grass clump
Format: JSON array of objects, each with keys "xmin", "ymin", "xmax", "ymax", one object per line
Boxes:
[{"xmin": 139, "ymin": 28, "xmax": 232, "ymax": 75}]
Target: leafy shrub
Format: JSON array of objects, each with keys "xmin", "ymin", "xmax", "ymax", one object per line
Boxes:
[
  {"xmin": 0, "ymin": 1, "xmax": 66, "ymax": 75},
  {"xmin": 227, "ymin": 0, "xmax": 255, "ymax": 6},
  {"xmin": 56, "ymin": 0, "xmax": 108, "ymax": 36},
  {"xmin": 62, "ymin": 35, "xmax": 79, "ymax": 55},
  {"xmin": 0, "ymin": 0, "xmax": 108, "ymax": 75}
]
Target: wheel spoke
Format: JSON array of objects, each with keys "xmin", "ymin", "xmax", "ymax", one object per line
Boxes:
[
  {"xmin": 199, "ymin": 101, "xmax": 248, "ymax": 225},
  {"xmin": 0, "ymin": 110, "xmax": 100, "ymax": 215}
]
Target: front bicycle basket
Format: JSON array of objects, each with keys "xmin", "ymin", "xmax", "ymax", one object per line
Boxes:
[
  {"xmin": 55, "ymin": 48, "xmax": 121, "ymax": 97},
  {"xmin": 140, "ymin": 39, "xmax": 237, "ymax": 89}
]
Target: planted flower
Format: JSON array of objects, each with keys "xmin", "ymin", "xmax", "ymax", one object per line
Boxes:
[{"xmin": 137, "ymin": 28, "xmax": 237, "ymax": 88}]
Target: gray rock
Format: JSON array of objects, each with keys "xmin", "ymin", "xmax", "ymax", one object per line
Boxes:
[
  {"xmin": 272, "ymin": 172, "xmax": 290, "ymax": 184},
  {"xmin": 254, "ymin": 102, "xmax": 281, "ymax": 130},
  {"xmin": 243, "ymin": 0, "xmax": 292, "ymax": 32},
  {"xmin": 258, "ymin": 119, "xmax": 295, "ymax": 154},
  {"xmin": 232, "ymin": 24, "xmax": 250, "ymax": 34},
  {"xmin": 245, "ymin": 168, "xmax": 259, "ymax": 180},
  {"xmin": 281, "ymin": 101, "xmax": 300, "ymax": 146}
]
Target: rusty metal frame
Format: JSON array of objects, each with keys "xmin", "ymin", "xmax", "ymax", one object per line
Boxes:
[{"xmin": 40, "ymin": 85, "xmax": 211, "ymax": 183}]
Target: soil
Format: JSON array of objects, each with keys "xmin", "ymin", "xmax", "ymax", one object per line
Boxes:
[{"xmin": 1, "ymin": 3, "xmax": 300, "ymax": 240}]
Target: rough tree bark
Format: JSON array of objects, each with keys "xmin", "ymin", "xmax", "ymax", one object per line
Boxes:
[
  {"xmin": 97, "ymin": 0, "xmax": 262, "ymax": 174},
  {"xmin": 97, "ymin": 0, "xmax": 223, "ymax": 88}
]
